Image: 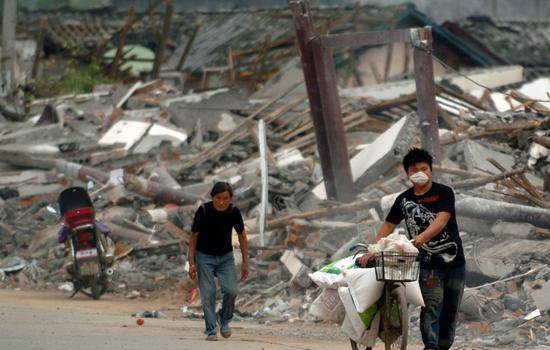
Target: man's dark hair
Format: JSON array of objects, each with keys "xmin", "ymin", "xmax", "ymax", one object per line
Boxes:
[
  {"xmin": 402, "ymin": 148, "xmax": 433, "ymax": 172},
  {"xmin": 210, "ymin": 181, "xmax": 233, "ymax": 198}
]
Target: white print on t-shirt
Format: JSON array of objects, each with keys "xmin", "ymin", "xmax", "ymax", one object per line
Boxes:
[{"xmin": 401, "ymin": 199, "xmax": 458, "ymax": 263}]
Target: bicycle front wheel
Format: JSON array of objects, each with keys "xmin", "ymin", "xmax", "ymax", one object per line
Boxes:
[{"xmin": 382, "ymin": 285, "xmax": 408, "ymax": 350}]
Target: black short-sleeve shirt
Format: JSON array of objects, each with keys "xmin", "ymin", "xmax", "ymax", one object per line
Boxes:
[
  {"xmin": 191, "ymin": 202, "xmax": 245, "ymax": 256},
  {"xmin": 385, "ymin": 182, "xmax": 465, "ymax": 269}
]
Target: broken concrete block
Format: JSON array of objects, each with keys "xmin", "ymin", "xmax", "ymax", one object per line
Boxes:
[
  {"xmin": 458, "ymin": 217, "xmax": 494, "ymax": 236},
  {"xmin": 313, "ymin": 114, "xmax": 417, "ymax": 199},
  {"xmin": 465, "ymin": 256, "xmax": 515, "ymax": 286},
  {"xmin": 531, "ymin": 280, "xmax": 550, "ymax": 312},
  {"xmin": 491, "ymin": 220, "xmax": 538, "ymax": 240},
  {"xmin": 280, "ymin": 250, "xmax": 312, "ymax": 289}
]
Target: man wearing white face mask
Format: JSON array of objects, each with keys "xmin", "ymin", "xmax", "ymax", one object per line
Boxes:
[{"xmin": 359, "ymin": 148, "xmax": 465, "ymax": 350}]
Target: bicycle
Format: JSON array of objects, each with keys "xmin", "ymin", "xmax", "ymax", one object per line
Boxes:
[{"xmin": 349, "ymin": 244, "xmax": 420, "ymax": 350}]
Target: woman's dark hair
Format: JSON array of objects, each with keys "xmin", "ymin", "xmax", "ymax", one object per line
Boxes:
[
  {"xmin": 402, "ymin": 148, "xmax": 433, "ymax": 172},
  {"xmin": 210, "ymin": 181, "xmax": 233, "ymax": 198}
]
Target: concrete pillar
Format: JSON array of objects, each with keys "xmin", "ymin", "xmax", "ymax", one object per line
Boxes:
[{"xmin": 1, "ymin": 0, "xmax": 17, "ymax": 96}]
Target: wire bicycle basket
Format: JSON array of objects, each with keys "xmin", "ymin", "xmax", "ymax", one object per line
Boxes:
[{"xmin": 374, "ymin": 252, "xmax": 420, "ymax": 282}]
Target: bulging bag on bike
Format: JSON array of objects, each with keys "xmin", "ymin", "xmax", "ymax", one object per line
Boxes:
[
  {"xmin": 338, "ymin": 286, "xmax": 382, "ymax": 336},
  {"xmin": 343, "ymin": 268, "xmax": 384, "ymax": 313}
]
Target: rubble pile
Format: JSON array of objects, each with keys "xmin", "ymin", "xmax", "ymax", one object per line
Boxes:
[{"xmin": 0, "ymin": 3, "xmax": 549, "ymax": 349}]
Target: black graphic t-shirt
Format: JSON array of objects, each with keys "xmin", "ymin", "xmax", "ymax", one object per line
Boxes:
[
  {"xmin": 191, "ymin": 202, "xmax": 245, "ymax": 256},
  {"xmin": 385, "ymin": 182, "xmax": 465, "ymax": 269}
]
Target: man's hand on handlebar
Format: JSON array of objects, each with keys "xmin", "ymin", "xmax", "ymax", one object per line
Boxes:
[{"xmin": 357, "ymin": 251, "xmax": 374, "ymax": 267}]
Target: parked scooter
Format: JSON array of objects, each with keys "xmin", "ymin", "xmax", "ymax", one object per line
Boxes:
[{"xmin": 58, "ymin": 187, "xmax": 114, "ymax": 300}]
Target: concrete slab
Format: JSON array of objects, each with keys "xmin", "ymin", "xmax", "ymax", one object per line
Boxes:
[
  {"xmin": 165, "ymin": 88, "xmax": 248, "ymax": 134},
  {"xmin": 99, "ymin": 120, "xmax": 150, "ymax": 151},
  {"xmin": 313, "ymin": 114, "xmax": 417, "ymax": 199},
  {"xmin": 251, "ymin": 58, "xmax": 305, "ymax": 100},
  {"xmin": 477, "ymin": 239, "xmax": 550, "ymax": 260},
  {"xmin": 463, "ymin": 140, "xmax": 514, "ymax": 173},
  {"xmin": 133, "ymin": 124, "xmax": 188, "ymax": 154},
  {"xmin": 280, "ymin": 250, "xmax": 312, "ymax": 288},
  {"xmin": 280, "ymin": 250, "xmax": 303, "ymax": 278}
]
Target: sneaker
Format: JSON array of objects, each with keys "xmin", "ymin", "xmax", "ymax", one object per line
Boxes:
[
  {"xmin": 205, "ymin": 334, "xmax": 218, "ymax": 341},
  {"xmin": 217, "ymin": 312, "xmax": 231, "ymax": 338}
]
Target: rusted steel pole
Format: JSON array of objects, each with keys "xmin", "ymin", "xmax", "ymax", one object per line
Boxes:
[
  {"xmin": 149, "ymin": 165, "xmax": 181, "ymax": 190},
  {"xmin": 177, "ymin": 22, "xmax": 201, "ymax": 71},
  {"xmin": 152, "ymin": 0, "xmax": 174, "ymax": 78},
  {"xmin": 289, "ymin": 0, "xmax": 355, "ymax": 202},
  {"xmin": 412, "ymin": 27, "xmax": 442, "ymax": 165},
  {"xmin": 104, "ymin": 222, "xmax": 151, "ymax": 243},
  {"xmin": 54, "ymin": 159, "xmax": 111, "ymax": 184},
  {"xmin": 110, "ymin": 4, "xmax": 135, "ymax": 78},
  {"xmin": 310, "ymin": 36, "xmax": 356, "ymax": 202},
  {"xmin": 123, "ymin": 173, "xmax": 202, "ymax": 205}
]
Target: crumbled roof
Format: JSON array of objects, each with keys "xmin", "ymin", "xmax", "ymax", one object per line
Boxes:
[{"xmin": 450, "ymin": 17, "xmax": 550, "ymax": 68}]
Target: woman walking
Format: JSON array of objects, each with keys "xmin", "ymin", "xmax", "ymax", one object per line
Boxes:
[{"xmin": 188, "ymin": 182, "xmax": 249, "ymax": 341}]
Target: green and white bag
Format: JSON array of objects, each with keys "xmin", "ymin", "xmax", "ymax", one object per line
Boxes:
[{"xmin": 309, "ymin": 255, "xmax": 358, "ymax": 288}]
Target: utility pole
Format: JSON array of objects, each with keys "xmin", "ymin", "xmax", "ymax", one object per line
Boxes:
[{"xmin": 412, "ymin": 27, "xmax": 443, "ymax": 166}]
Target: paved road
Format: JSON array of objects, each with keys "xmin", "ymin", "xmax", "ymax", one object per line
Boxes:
[{"xmin": 0, "ymin": 289, "xmax": 377, "ymax": 350}]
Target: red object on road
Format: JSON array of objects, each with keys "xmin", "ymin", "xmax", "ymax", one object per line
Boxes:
[{"xmin": 136, "ymin": 318, "xmax": 144, "ymax": 326}]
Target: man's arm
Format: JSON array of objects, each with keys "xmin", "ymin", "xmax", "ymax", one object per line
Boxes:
[
  {"xmin": 373, "ymin": 221, "xmax": 397, "ymax": 243},
  {"xmin": 237, "ymin": 231, "xmax": 249, "ymax": 281},
  {"xmin": 188, "ymin": 232, "xmax": 199, "ymax": 279},
  {"xmin": 412, "ymin": 212, "xmax": 451, "ymax": 248}
]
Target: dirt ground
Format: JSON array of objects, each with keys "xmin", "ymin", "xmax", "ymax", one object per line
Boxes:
[{"xmin": 1, "ymin": 289, "xmax": 541, "ymax": 350}]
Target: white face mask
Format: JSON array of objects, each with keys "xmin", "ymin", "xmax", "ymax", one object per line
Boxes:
[{"xmin": 409, "ymin": 171, "xmax": 430, "ymax": 185}]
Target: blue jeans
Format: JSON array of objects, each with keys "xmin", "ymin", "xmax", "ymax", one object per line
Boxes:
[
  {"xmin": 196, "ymin": 250, "xmax": 239, "ymax": 336},
  {"xmin": 419, "ymin": 265, "xmax": 465, "ymax": 350}
]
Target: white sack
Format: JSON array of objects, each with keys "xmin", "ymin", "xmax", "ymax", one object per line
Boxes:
[
  {"xmin": 370, "ymin": 232, "xmax": 418, "ymax": 254},
  {"xmin": 343, "ymin": 268, "xmax": 384, "ymax": 313}
]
